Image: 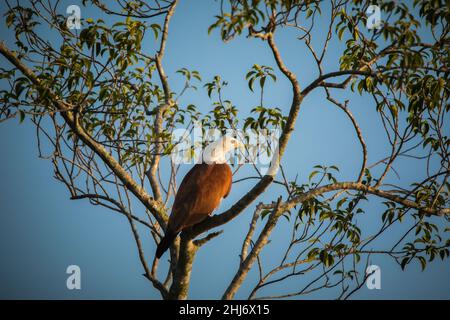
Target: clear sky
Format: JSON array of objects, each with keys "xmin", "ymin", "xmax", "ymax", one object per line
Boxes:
[{"xmin": 0, "ymin": 0, "xmax": 449, "ymax": 299}]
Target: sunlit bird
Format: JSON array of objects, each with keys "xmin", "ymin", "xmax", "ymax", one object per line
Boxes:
[{"xmin": 155, "ymin": 136, "xmax": 244, "ymax": 259}]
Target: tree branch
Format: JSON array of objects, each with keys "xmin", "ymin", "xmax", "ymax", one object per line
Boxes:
[
  {"xmin": 0, "ymin": 41, "xmax": 168, "ymax": 228},
  {"xmin": 223, "ymin": 197, "xmax": 283, "ymax": 299},
  {"xmin": 273, "ymin": 182, "xmax": 450, "ymax": 217},
  {"xmin": 70, "ymin": 193, "xmax": 155, "ymax": 231},
  {"xmin": 191, "ymin": 32, "xmax": 303, "ymax": 238},
  {"xmin": 146, "ymin": 0, "xmax": 178, "ymax": 202}
]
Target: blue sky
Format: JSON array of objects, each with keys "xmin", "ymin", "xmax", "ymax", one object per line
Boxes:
[{"xmin": 0, "ymin": 0, "xmax": 449, "ymax": 299}]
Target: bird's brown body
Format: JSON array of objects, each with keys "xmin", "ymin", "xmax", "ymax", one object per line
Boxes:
[
  {"xmin": 169, "ymin": 163, "xmax": 232, "ymax": 232},
  {"xmin": 156, "ymin": 163, "xmax": 232, "ymax": 258}
]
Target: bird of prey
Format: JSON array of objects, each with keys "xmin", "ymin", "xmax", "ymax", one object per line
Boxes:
[{"xmin": 155, "ymin": 136, "xmax": 244, "ymax": 259}]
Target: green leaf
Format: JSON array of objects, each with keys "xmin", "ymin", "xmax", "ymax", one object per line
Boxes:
[
  {"xmin": 150, "ymin": 24, "xmax": 161, "ymax": 39},
  {"xmin": 338, "ymin": 27, "xmax": 345, "ymax": 40},
  {"xmin": 319, "ymin": 250, "xmax": 334, "ymax": 267},
  {"xmin": 309, "ymin": 170, "xmax": 319, "ymax": 181},
  {"xmin": 18, "ymin": 110, "xmax": 25, "ymax": 123},
  {"xmin": 248, "ymin": 77, "xmax": 255, "ymax": 92},
  {"xmin": 329, "ymin": 165, "xmax": 340, "ymax": 172},
  {"xmin": 400, "ymin": 257, "xmax": 409, "ymax": 270},
  {"xmin": 259, "ymin": 76, "xmax": 266, "ymax": 89},
  {"xmin": 260, "ymin": 209, "xmax": 271, "ymax": 220},
  {"xmin": 388, "ymin": 104, "xmax": 398, "ymax": 118},
  {"xmin": 417, "ymin": 256, "xmax": 426, "ymax": 271},
  {"xmin": 337, "ymin": 197, "xmax": 347, "ymax": 208}
]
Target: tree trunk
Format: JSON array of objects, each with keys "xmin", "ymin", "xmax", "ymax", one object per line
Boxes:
[{"xmin": 168, "ymin": 232, "xmax": 197, "ymax": 299}]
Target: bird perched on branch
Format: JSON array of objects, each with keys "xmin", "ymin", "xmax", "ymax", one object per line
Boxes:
[{"xmin": 155, "ymin": 136, "xmax": 245, "ymax": 259}]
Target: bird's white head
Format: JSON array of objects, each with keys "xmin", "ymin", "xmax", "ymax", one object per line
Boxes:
[{"xmin": 202, "ymin": 136, "xmax": 245, "ymax": 164}]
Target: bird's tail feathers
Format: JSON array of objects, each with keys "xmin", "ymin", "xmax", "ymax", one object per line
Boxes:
[{"xmin": 155, "ymin": 230, "xmax": 177, "ymax": 259}]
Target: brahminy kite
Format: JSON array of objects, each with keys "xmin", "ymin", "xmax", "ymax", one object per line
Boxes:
[{"xmin": 155, "ymin": 136, "xmax": 244, "ymax": 259}]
